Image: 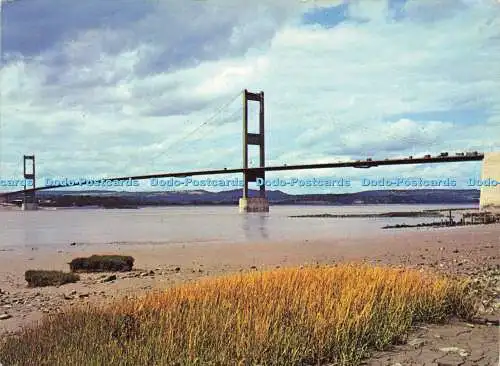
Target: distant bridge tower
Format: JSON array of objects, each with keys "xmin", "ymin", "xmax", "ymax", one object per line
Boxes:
[
  {"xmin": 239, "ymin": 89, "xmax": 269, "ymax": 213},
  {"xmin": 22, "ymin": 154, "xmax": 38, "ymax": 211}
]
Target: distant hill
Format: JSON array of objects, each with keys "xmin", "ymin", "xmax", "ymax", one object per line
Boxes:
[{"xmin": 6, "ymin": 189, "xmax": 480, "ymax": 207}]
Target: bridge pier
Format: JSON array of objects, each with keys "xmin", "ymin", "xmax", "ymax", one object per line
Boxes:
[
  {"xmin": 239, "ymin": 89, "xmax": 269, "ymax": 213},
  {"xmin": 22, "ymin": 202, "xmax": 38, "ymax": 211},
  {"xmin": 480, "ymin": 152, "xmax": 500, "ymax": 212},
  {"xmin": 238, "ymin": 197, "xmax": 269, "ymax": 212}
]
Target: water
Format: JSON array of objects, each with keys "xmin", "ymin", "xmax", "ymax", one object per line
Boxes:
[{"xmin": 0, "ymin": 204, "xmax": 477, "ymax": 250}]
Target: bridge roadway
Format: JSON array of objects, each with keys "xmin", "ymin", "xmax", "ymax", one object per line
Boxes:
[{"xmin": 0, "ymin": 154, "xmax": 485, "ymax": 198}]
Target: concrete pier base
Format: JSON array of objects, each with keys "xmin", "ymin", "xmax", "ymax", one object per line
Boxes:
[
  {"xmin": 480, "ymin": 152, "xmax": 500, "ymax": 212},
  {"xmin": 21, "ymin": 202, "xmax": 38, "ymax": 211},
  {"xmin": 239, "ymin": 197, "xmax": 269, "ymax": 213}
]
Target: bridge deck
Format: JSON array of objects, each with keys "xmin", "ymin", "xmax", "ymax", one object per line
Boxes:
[{"xmin": 0, "ymin": 154, "xmax": 484, "ymax": 197}]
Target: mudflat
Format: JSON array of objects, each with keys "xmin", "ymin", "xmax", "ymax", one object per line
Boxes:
[{"xmin": 1, "ymin": 225, "xmax": 498, "ymax": 365}]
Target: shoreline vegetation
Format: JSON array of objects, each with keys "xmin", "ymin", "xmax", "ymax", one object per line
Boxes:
[{"xmin": 0, "ymin": 264, "xmax": 476, "ymax": 365}]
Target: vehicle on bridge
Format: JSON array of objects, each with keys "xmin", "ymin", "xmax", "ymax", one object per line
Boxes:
[{"xmin": 466, "ymin": 151, "xmax": 479, "ymax": 156}]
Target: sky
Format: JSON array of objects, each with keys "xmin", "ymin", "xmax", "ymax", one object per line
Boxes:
[{"xmin": 1, "ymin": 0, "xmax": 499, "ymax": 194}]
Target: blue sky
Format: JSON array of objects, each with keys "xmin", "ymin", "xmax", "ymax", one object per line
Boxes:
[{"xmin": 0, "ymin": 0, "xmax": 499, "ymax": 194}]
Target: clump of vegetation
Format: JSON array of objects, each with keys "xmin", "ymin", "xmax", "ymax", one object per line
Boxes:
[
  {"xmin": 25, "ymin": 270, "xmax": 80, "ymax": 288},
  {"xmin": 3, "ymin": 264, "xmax": 475, "ymax": 365},
  {"xmin": 69, "ymin": 255, "xmax": 134, "ymax": 272}
]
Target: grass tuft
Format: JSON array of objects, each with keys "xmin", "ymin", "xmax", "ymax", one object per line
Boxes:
[
  {"xmin": 3, "ymin": 264, "xmax": 475, "ymax": 365},
  {"xmin": 24, "ymin": 270, "xmax": 80, "ymax": 288},
  {"xmin": 69, "ymin": 255, "xmax": 134, "ymax": 272}
]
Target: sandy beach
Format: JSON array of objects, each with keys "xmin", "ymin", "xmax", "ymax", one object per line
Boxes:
[{"xmin": 1, "ymin": 225, "xmax": 499, "ymax": 364}]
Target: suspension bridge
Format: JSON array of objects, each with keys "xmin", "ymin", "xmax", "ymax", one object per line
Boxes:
[{"xmin": 0, "ymin": 89, "xmax": 497, "ymax": 212}]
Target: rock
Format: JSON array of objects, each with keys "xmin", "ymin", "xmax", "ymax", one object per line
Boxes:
[
  {"xmin": 174, "ymin": 267, "xmax": 181, "ymax": 272},
  {"xmin": 250, "ymin": 266, "xmax": 257, "ymax": 270},
  {"xmin": 70, "ymin": 242, "xmax": 76, "ymax": 246},
  {"xmin": 408, "ymin": 338, "xmax": 426, "ymax": 348},
  {"xmin": 452, "ymin": 249, "xmax": 459, "ymax": 253},
  {"xmin": 0, "ymin": 313, "xmax": 12, "ymax": 320},
  {"xmin": 103, "ymin": 275, "xmax": 117, "ymax": 282},
  {"xmin": 140, "ymin": 272, "xmax": 148, "ymax": 277},
  {"xmin": 63, "ymin": 294, "xmax": 73, "ymax": 300},
  {"xmin": 439, "ymin": 347, "xmax": 469, "ymax": 357},
  {"xmin": 79, "ymin": 293, "xmax": 89, "ymax": 299},
  {"xmin": 148, "ymin": 270, "xmax": 155, "ymax": 276}
]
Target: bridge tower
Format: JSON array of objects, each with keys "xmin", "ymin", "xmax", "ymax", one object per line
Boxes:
[
  {"xmin": 22, "ymin": 154, "xmax": 38, "ymax": 211},
  {"xmin": 239, "ymin": 89, "xmax": 269, "ymax": 213}
]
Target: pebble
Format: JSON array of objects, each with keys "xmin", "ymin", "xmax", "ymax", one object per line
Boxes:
[
  {"xmin": 103, "ymin": 275, "xmax": 117, "ymax": 282},
  {"xmin": 439, "ymin": 347, "xmax": 469, "ymax": 357},
  {"xmin": 408, "ymin": 338, "xmax": 426, "ymax": 348}
]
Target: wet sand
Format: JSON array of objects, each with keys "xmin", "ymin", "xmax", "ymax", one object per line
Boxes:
[{"xmin": 1, "ymin": 225, "xmax": 499, "ymax": 364}]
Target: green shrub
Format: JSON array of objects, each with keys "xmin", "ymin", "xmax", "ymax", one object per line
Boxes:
[
  {"xmin": 69, "ymin": 255, "xmax": 134, "ymax": 272},
  {"xmin": 25, "ymin": 270, "xmax": 80, "ymax": 287}
]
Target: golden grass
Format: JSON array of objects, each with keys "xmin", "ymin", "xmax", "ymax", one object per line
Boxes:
[{"xmin": 0, "ymin": 264, "xmax": 475, "ymax": 366}]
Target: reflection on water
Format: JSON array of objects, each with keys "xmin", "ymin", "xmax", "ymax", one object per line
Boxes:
[
  {"xmin": 0, "ymin": 204, "xmax": 477, "ymax": 249},
  {"xmin": 242, "ymin": 213, "xmax": 269, "ymax": 241}
]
